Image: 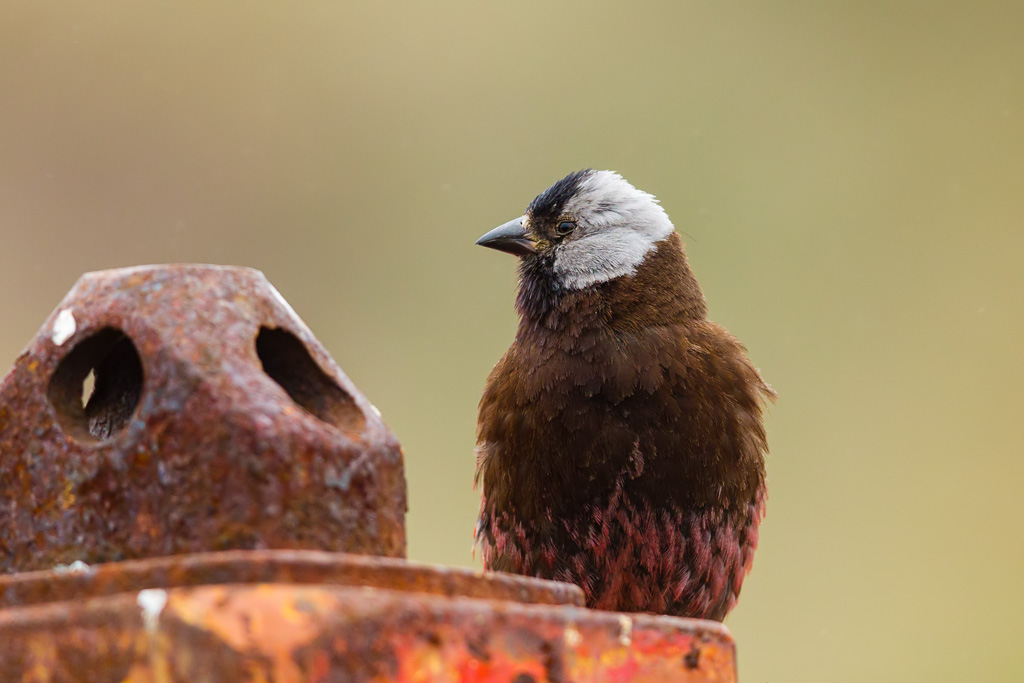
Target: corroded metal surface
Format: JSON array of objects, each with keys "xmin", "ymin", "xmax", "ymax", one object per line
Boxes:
[
  {"xmin": 0, "ymin": 549, "xmax": 585, "ymax": 610},
  {"xmin": 0, "ymin": 265, "xmax": 407, "ymax": 571},
  {"xmin": 0, "ymin": 582, "xmax": 736, "ymax": 682}
]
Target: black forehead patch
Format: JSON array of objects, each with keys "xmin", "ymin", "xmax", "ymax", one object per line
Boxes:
[{"xmin": 527, "ymin": 169, "xmax": 594, "ymax": 221}]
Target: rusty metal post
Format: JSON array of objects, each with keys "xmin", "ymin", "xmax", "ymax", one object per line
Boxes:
[
  {"xmin": 0, "ymin": 265, "xmax": 406, "ymax": 569},
  {"xmin": 0, "ymin": 265, "xmax": 739, "ymax": 682}
]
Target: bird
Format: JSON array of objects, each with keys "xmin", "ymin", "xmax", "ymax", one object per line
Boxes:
[{"xmin": 473, "ymin": 169, "xmax": 774, "ymax": 621}]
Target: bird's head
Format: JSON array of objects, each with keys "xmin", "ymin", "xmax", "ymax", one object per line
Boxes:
[{"xmin": 476, "ymin": 169, "xmax": 676, "ymax": 291}]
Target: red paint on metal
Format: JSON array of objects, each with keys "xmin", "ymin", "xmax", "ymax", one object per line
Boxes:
[{"xmin": 0, "ymin": 581, "xmax": 736, "ymax": 681}]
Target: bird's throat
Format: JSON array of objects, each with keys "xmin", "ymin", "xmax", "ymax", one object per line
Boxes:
[{"xmin": 514, "ymin": 234, "xmax": 707, "ymax": 336}]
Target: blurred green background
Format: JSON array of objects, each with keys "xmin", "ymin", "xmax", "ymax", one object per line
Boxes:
[{"xmin": 1, "ymin": 2, "xmax": 1022, "ymax": 681}]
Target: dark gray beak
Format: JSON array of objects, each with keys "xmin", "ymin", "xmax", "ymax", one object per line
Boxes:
[{"xmin": 475, "ymin": 216, "xmax": 537, "ymax": 256}]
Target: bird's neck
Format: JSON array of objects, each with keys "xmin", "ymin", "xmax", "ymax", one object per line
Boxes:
[{"xmin": 515, "ymin": 233, "xmax": 708, "ymax": 338}]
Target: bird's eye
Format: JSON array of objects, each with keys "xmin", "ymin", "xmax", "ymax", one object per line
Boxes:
[{"xmin": 556, "ymin": 220, "xmax": 577, "ymax": 236}]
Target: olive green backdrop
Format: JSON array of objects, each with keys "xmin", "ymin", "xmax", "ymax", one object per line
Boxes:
[{"xmin": 2, "ymin": 3, "xmax": 1022, "ymax": 681}]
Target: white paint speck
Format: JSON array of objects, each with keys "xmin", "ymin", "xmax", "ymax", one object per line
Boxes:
[
  {"xmin": 564, "ymin": 624, "xmax": 582, "ymax": 648},
  {"xmin": 52, "ymin": 308, "xmax": 76, "ymax": 346},
  {"xmin": 137, "ymin": 588, "xmax": 168, "ymax": 632},
  {"xmin": 618, "ymin": 614, "xmax": 633, "ymax": 646},
  {"xmin": 53, "ymin": 560, "xmax": 93, "ymax": 575},
  {"xmin": 369, "ymin": 403, "xmax": 382, "ymax": 418}
]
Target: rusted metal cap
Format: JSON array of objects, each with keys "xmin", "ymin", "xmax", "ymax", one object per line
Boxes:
[
  {"xmin": 0, "ymin": 550, "xmax": 736, "ymax": 681},
  {"xmin": 0, "ymin": 265, "xmax": 407, "ymax": 571}
]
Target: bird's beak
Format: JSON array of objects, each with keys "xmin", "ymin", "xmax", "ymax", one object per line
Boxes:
[{"xmin": 475, "ymin": 216, "xmax": 537, "ymax": 256}]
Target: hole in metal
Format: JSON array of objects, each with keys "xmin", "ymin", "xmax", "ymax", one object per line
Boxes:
[
  {"xmin": 256, "ymin": 327, "xmax": 365, "ymax": 433},
  {"xmin": 47, "ymin": 328, "xmax": 144, "ymax": 443}
]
